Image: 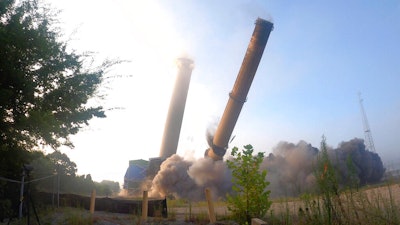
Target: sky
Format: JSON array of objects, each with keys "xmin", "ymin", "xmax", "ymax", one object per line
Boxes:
[{"xmin": 44, "ymin": 0, "xmax": 400, "ymax": 184}]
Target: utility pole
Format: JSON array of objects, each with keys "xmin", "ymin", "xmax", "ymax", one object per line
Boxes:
[{"xmin": 358, "ymin": 92, "xmax": 376, "ymax": 152}]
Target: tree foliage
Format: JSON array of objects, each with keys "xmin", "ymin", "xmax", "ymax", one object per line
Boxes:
[
  {"xmin": 30, "ymin": 152, "xmax": 120, "ymax": 196},
  {"xmin": 0, "ymin": 0, "xmax": 115, "ymax": 176},
  {"xmin": 0, "ymin": 0, "xmax": 116, "ymax": 217},
  {"xmin": 0, "ymin": 0, "xmax": 110, "ymax": 152},
  {"xmin": 226, "ymin": 144, "xmax": 272, "ymax": 224},
  {"xmin": 96, "ymin": 180, "xmax": 120, "ymax": 197},
  {"xmin": 47, "ymin": 151, "xmax": 77, "ymax": 176}
]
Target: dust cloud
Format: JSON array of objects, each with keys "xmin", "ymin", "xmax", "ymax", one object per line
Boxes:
[
  {"xmin": 149, "ymin": 154, "xmax": 232, "ymax": 201},
  {"xmin": 148, "ymin": 138, "xmax": 385, "ymax": 200}
]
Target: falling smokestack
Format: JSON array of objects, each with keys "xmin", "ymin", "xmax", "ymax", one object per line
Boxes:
[
  {"xmin": 159, "ymin": 58, "xmax": 194, "ymax": 159},
  {"xmin": 205, "ymin": 18, "xmax": 274, "ymax": 160}
]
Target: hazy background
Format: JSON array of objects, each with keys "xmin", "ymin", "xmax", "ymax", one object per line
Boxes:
[{"xmin": 44, "ymin": 0, "xmax": 400, "ymax": 184}]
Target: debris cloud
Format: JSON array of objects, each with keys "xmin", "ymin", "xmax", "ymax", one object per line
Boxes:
[
  {"xmin": 262, "ymin": 140, "xmax": 319, "ymax": 197},
  {"xmin": 332, "ymin": 138, "xmax": 385, "ymax": 186},
  {"xmin": 149, "ymin": 138, "xmax": 385, "ymax": 200},
  {"xmin": 263, "ymin": 138, "xmax": 385, "ymax": 197},
  {"xmin": 150, "ymin": 154, "xmax": 231, "ymax": 201}
]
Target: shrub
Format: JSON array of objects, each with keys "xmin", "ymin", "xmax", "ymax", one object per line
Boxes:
[{"xmin": 226, "ymin": 144, "xmax": 272, "ymax": 224}]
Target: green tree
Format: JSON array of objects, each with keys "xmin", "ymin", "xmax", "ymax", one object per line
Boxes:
[
  {"xmin": 29, "ymin": 151, "xmax": 56, "ymax": 192},
  {"xmin": 0, "ymin": 0, "xmax": 113, "ymax": 177},
  {"xmin": 226, "ymin": 144, "xmax": 272, "ymax": 224},
  {"xmin": 47, "ymin": 151, "xmax": 79, "ymax": 194},
  {"xmin": 314, "ymin": 136, "xmax": 346, "ymax": 225},
  {"xmin": 0, "ymin": 0, "xmax": 115, "ymax": 216},
  {"xmin": 47, "ymin": 151, "xmax": 77, "ymax": 176},
  {"xmin": 0, "ymin": 0, "xmax": 110, "ymax": 153},
  {"xmin": 96, "ymin": 180, "xmax": 120, "ymax": 197},
  {"xmin": 70, "ymin": 174, "xmax": 94, "ymax": 195}
]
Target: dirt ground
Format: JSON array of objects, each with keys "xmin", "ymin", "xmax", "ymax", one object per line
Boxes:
[{"xmin": 1, "ymin": 206, "xmax": 234, "ymax": 225}]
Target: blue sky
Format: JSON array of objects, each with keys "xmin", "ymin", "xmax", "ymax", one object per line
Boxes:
[{"xmin": 48, "ymin": 0, "xmax": 400, "ymax": 182}]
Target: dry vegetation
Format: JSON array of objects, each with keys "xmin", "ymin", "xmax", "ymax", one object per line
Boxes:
[
  {"xmin": 268, "ymin": 182, "xmax": 400, "ymax": 225},
  {"xmin": 2, "ymin": 181, "xmax": 400, "ymax": 225}
]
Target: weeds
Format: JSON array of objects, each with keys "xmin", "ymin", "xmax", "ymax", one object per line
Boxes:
[{"xmin": 265, "ymin": 137, "xmax": 400, "ymax": 225}]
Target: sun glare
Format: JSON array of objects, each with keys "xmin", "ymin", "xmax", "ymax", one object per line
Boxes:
[{"xmin": 49, "ymin": 0, "xmax": 204, "ymax": 182}]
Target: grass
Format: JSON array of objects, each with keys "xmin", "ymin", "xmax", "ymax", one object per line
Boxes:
[
  {"xmin": 163, "ymin": 180, "xmax": 400, "ymax": 224},
  {"xmin": 4, "ymin": 182, "xmax": 399, "ymax": 225},
  {"xmin": 262, "ymin": 141, "xmax": 400, "ymax": 225},
  {"xmin": 166, "ymin": 198, "xmax": 234, "ymax": 224},
  {"xmin": 2, "ymin": 207, "xmax": 143, "ymax": 225},
  {"xmin": 261, "ymin": 138, "xmax": 400, "ymax": 225},
  {"xmin": 7, "ymin": 173, "xmax": 400, "ymax": 225},
  {"xmin": 265, "ymin": 182, "xmax": 400, "ymax": 225}
]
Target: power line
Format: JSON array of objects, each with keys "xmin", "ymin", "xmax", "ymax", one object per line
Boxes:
[{"xmin": 0, "ymin": 174, "xmax": 56, "ymax": 184}]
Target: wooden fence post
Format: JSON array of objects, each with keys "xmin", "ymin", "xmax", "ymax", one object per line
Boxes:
[
  {"xmin": 141, "ymin": 190, "xmax": 148, "ymax": 222},
  {"xmin": 205, "ymin": 188, "xmax": 216, "ymax": 223},
  {"xmin": 90, "ymin": 189, "xmax": 96, "ymax": 214}
]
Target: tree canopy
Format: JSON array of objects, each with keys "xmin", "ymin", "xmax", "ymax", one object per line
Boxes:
[
  {"xmin": 0, "ymin": 0, "xmax": 116, "ymax": 217},
  {"xmin": 0, "ymin": 0, "xmax": 110, "ymax": 152},
  {"xmin": 0, "ymin": 0, "xmax": 115, "ymax": 172},
  {"xmin": 29, "ymin": 151, "xmax": 120, "ymax": 196}
]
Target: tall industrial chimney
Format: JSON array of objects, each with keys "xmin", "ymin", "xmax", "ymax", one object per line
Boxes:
[
  {"xmin": 159, "ymin": 58, "xmax": 194, "ymax": 159},
  {"xmin": 205, "ymin": 18, "xmax": 274, "ymax": 160}
]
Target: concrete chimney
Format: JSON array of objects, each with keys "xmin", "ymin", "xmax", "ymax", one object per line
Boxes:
[
  {"xmin": 206, "ymin": 18, "xmax": 274, "ymax": 160},
  {"xmin": 159, "ymin": 58, "xmax": 194, "ymax": 159}
]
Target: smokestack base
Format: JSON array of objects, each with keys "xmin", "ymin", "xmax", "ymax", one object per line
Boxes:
[{"xmin": 205, "ymin": 145, "xmax": 226, "ymax": 161}]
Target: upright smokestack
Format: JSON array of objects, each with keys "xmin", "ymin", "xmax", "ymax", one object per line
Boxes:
[
  {"xmin": 206, "ymin": 18, "xmax": 274, "ymax": 160},
  {"xmin": 159, "ymin": 58, "xmax": 194, "ymax": 159}
]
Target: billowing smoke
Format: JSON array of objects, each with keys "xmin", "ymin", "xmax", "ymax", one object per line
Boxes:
[
  {"xmin": 263, "ymin": 138, "xmax": 385, "ymax": 197},
  {"xmin": 206, "ymin": 121, "xmax": 217, "ymax": 150},
  {"xmin": 148, "ymin": 138, "xmax": 385, "ymax": 200},
  {"xmin": 149, "ymin": 121, "xmax": 232, "ymax": 201},
  {"xmin": 149, "ymin": 154, "xmax": 232, "ymax": 201},
  {"xmin": 330, "ymin": 138, "xmax": 385, "ymax": 186},
  {"xmin": 261, "ymin": 141, "xmax": 319, "ymax": 197}
]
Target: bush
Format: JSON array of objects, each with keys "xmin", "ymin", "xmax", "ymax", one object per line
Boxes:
[{"xmin": 226, "ymin": 144, "xmax": 272, "ymax": 224}]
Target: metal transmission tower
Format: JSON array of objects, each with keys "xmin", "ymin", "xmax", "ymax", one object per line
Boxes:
[{"xmin": 358, "ymin": 93, "xmax": 376, "ymax": 152}]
